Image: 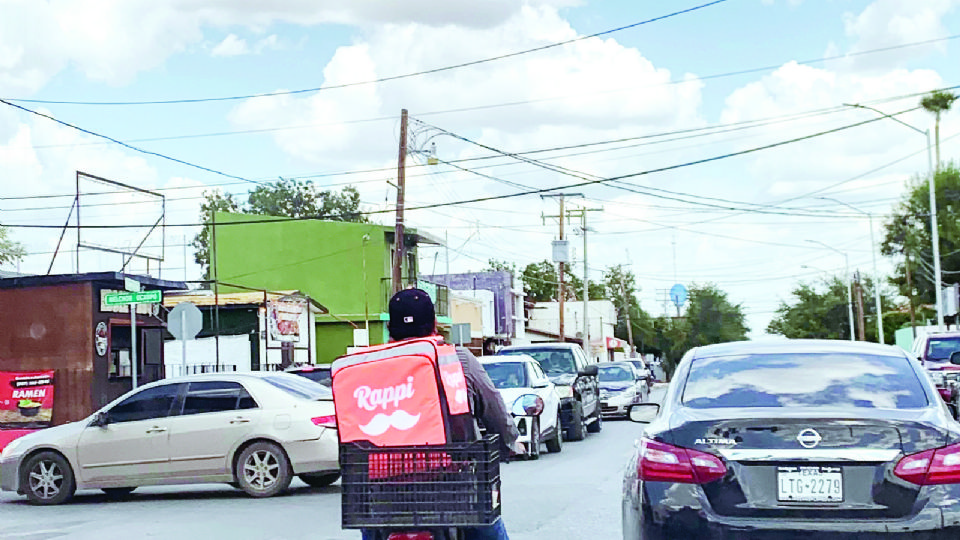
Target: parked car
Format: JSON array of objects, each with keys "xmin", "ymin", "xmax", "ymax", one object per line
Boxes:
[
  {"xmin": 286, "ymin": 363, "xmax": 332, "ymax": 387},
  {"xmin": 480, "ymin": 356, "xmax": 563, "ymax": 459},
  {"xmin": 496, "ymin": 343, "xmax": 601, "ymax": 441},
  {"xmin": 0, "ymin": 372, "xmax": 339, "ymax": 505},
  {"xmin": 913, "ymin": 331, "xmax": 960, "ymax": 417},
  {"xmin": 622, "ymin": 339, "xmax": 960, "ymax": 540},
  {"xmin": 598, "ymin": 361, "xmax": 648, "ymax": 418},
  {"xmin": 623, "ymin": 359, "xmax": 653, "ymax": 388}
]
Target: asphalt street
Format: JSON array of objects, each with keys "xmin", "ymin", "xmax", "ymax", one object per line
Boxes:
[{"xmin": 0, "ymin": 385, "xmax": 667, "ymax": 540}]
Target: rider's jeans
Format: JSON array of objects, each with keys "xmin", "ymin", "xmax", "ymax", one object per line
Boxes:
[{"xmin": 361, "ymin": 520, "xmax": 509, "ymax": 540}]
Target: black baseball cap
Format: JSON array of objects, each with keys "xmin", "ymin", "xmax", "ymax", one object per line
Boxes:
[{"xmin": 388, "ymin": 288, "xmax": 436, "ymax": 340}]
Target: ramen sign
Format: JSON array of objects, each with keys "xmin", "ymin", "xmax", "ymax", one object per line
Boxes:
[{"xmin": 267, "ymin": 295, "xmax": 307, "ymax": 342}]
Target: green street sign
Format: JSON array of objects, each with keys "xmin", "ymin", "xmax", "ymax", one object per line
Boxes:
[{"xmin": 104, "ymin": 289, "xmax": 162, "ymax": 306}]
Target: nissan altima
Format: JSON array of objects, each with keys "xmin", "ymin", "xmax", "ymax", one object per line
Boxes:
[{"xmin": 622, "ymin": 339, "xmax": 960, "ymax": 539}]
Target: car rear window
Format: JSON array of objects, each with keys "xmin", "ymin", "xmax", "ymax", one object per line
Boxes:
[
  {"xmin": 926, "ymin": 336, "xmax": 960, "ymax": 361},
  {"xmin": 263, "ymin": 373, "xmax": 333, "ymax": 401},
  {"xmin": 483, "ymin": 362, "xmax": 528, "ymax": 389},
  {"xmin": 682, "ymin": 353, "xmax": 928, "ymax": 409},
  {"xmin": 499, "ymin": 349, "xmax": 576, "ymax": 376},
  {"xmin": 599, "ymin": 365, "xmax": 634, "ymax": 382}
]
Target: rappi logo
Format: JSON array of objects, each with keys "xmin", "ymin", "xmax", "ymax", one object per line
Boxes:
[{"xmin": 353, "ymin": 376, "xmax": 421, "ymax": 436}]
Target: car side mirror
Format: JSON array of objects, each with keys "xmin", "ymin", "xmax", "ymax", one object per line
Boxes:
[
  {"xmin": 91, "ymin": 411, "xmax": 110, "ymax": 428},
  {"xmin": 532, "ymin": 379, "xmax": 550, "ymax": 389},
  {"xmin": 951, "ymin": 351, "xmax": 960, "ymax": 365},
  {"xmin": 628, "ymin": 403, "xmax": 660, "ymax": 424},
  {"xmin": 579, "ymin": 364, "xmax": 598, "ymax": 377}
]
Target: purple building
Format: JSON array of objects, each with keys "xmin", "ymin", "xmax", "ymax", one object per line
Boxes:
[{"xmin": 422, "ymin": 271, "xmax": 521, "ymax": 351}]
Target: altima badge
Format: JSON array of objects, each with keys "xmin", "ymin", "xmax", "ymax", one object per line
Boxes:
[{"xmin": 797, "ymin": 428, "xmax": 822, "ymax": 449}]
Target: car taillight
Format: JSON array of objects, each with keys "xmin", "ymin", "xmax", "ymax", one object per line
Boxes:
[
  {"xmin": 637, "ymin": 438, "xmax": 726, "ymax": 484},
  {"xmin": 387, "ymin": 533, "xmax": 434, "ymax": 540},
  {"xmin": 939, "ymin": 388, "xmax": 954, "ymax": 401},
  {"xmin": 311, "ymin": 415, "xmax": 337, "ymax": 428},
  {"xmin": 895, "ymin": 442, "xmax": 960, "ymax": 485}
]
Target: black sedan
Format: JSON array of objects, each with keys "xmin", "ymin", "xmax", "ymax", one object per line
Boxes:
[{"xmin": 622, "ymin": 339, "xmax": 960, "ymax": 539}]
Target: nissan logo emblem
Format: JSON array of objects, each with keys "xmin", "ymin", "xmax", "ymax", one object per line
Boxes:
[{"xmin": 797, "ymin": 428, "xmax": 822, "ymax": 449}]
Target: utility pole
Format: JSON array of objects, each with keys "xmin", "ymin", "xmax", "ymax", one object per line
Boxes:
[
  {"xmin": 393, "ymin": 109, "xmax": 409, "ymax": 293},
  {"xmin": 566, "ymin": 206, "xmax": 602, "ymax": 359},
  {"xmin": 542, "ymin": 193, "xmax": 582, "ymax": 343},
  {"xmin": 621, "ymin": 278, "xmax": 635, "ymax": 357},
  {"xmin": 855, "ymin": 271, "xmax": 866, "ymax": 341},
  {"xmin": 906, "ymin": 249, "xmax": 917, "ymax": 339}
]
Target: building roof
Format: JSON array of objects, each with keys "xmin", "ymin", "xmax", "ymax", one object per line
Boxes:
[
  {"xmin": 0, "ymin": 272, "xmax": 186, "ymax": 290},
  {"xmin": 163, "ymin": 289, "xmax": 328, "ymax": 313}
]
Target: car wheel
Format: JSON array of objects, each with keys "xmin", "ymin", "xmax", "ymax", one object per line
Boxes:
[
  {"xmin": 565, "ymin": 402, "xmax": 586, "ymax": 441},
  {"xmin": 236, "ymin": 441, "xmax": 292, "ymax": 498},
  {"xmin": 299, "ymin": 472, "xmax": 341, "ymax": 488},
  {"xmin": 587, "ymin": 409, "xmax": 603, "ymax": 433},
  {"xmin": 545, "ymin": 409, "xmax": 563, "ymax": 453},
  {"xmin": 528, "ymin": 417, "xmax": 541, "ymax": 460},
  {"xmin": 21, "ymin": 451, "xmax": 76, "ymax": 505},
  {"xmin": 101, "ymin": 487, "xmax": 136, "ymax": 498}
]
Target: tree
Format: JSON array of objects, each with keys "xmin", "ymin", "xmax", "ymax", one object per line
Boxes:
[
  {"xmin": 0, "ymin": 226, "xmax": 25, "ymax": 266},
  {"xmin": 602, "ymin": 265, "xmax": 654, "ymax": 352},
  {"xmin": 921, "ymin": 90, "xmax": 957, "ymax": 169},
  {"xmin": 521, "ymin": 260, "xmax": 558, "ymax": 302},
  {"xmin": 192, "ymin": 181, "xmax": 366, "ymax": 280},
  {"xmin": 881, "ymin": 164, "xmax": 960, "ymax": 307},
  {"xmin": 767, "ymin": 276, "xmax": 898, "ymax": 343},
  {"xmin": 484, "ymin": 259, "xmax": 517, "ymax": 275}
]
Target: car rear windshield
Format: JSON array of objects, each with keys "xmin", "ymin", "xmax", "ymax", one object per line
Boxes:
[
  {"xmin": 263, "ymin": 374, "xmax": 333, "ymax": 401},
  {"xmin": 484, "ymin": 362, "xmax": 528, "ymax": 389},
  {"xmin": 682, "ymin": 353, "xmax": 928, "ymax": 409},
  {"xmin": 599, "ymin": 365, "xmax": 634, "ymax": 382},
  {"xmin": 926, "ymin": 336, "xmax": 960, "ymax": 361},
  {"xmin": 499, "ymin": 349, "xmax": 576, "ymax": 376}
]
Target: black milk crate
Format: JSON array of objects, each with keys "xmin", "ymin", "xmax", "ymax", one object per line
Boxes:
[{"xmin": 340, "ymin": 435, "xmax": 501, "ymax": 529}]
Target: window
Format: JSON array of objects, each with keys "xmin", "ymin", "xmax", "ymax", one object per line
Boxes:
[
  {"xmin": 180, "ymin": 381, "xmax": 257, "ymax": 415},
  {"xmin": 598, "ymin": 365, "xmax": 634, "ymax": 383},
  {"xmin": 926, "ymin": 336, "xmax": 960, "ymax": 361},
  {"xmin": 682, "ymin": 353, "xmax": 928, "ymax": 410},
  {"xmin": 483, "ymin": 362, "xmax": 528, "ymax": 389},
  {"xmin": 529, "ymin": 362, "xmax": 547, "ymax": 382},
  {"xmin": 263, "ymin": 373, "xmax": 333, "ymax": 401},
  {"xmin": 108, "ymin": 384, "xmax": 182, "ymax": 423},
  {"xmin": 499, "ymin": 348, "xmax": 577, "ymax": 376}
]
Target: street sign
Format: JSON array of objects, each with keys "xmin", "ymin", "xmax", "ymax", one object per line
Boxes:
[
  {"xmin": 104, "ymin": 290, "xmax": 162, "ymax": 306},
  {"xmin": 451, "ymin": 323, "xmax": 471, "ymax": 345},
  {"xmin": 124, "ymin": 277, "xmax": 141, "ymax": 292},
  {"xmin": 669, "ymin": 284, "xmax": 688, "ymax": 308},
  {"xmin": 168, "ymin": 302, "xmax": 203, "ymax": 340}
]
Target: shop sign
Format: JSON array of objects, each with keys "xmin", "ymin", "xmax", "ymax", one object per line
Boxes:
[
  {"xmin": 95, "ymin": 321, "xmax": 108, "ymax": 356},
  {"xmin": 268, "ymin": 296, "xmax": 307, "ymax": 343},
  {"xmin": 0, "ymin": 371, "xmax": 55, "ymax": 429}
]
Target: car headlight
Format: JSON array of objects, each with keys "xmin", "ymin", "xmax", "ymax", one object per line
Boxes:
[{"xmin": 555, "ymin": 385, "xmax": 574, "ymax": 399}]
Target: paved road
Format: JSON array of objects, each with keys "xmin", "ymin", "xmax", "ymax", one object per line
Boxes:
[{"xmin": 0, "ymin": 385, "xmax": 667, "ymax": 540}]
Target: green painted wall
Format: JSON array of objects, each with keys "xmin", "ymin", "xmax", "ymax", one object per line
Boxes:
[{"xmin": 314, "ymin": 321, "xmax": 386, "ymax": 364}]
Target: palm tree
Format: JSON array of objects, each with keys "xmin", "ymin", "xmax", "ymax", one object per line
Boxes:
[{"xmin": 921, "ymin": 90, "xmax": 958, "ymax": 171}]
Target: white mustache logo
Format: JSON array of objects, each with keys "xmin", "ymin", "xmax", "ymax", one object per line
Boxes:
[{"xmin": 358, "ymin": 409, "xmax": 422, "ymax": 436}]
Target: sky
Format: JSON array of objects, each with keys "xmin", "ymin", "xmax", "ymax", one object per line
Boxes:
[{"xmin": 1, "ymin": 0, "xmax": 959, "ymax": 338}]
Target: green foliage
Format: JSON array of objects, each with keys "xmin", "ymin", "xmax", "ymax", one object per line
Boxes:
[
  {"xmin": 767, "ymin": 275, "xmax": 898, "ymax": 343},
  {"xmin": 0, "ymin": 226, "xmax": 25, "ymax": 266},
  {"xmin": 921, "ymin": 90, "xmax": 958, "ymax": 116},
  {"xmin": 602, "ymin": 265, "xmax": 653, "ymax": 350},
  {"xmin": 521, "ymin": 260, "xmax": 558, "ymax": 302},
  {"xmin": 881, "ymin": 163, "xmax": 960, "ymax": 305},
  {"xmin": 192, "ymin": 181, "xmax": 366, "ymax": 280},
  {"xmin": 655, "ymin": 284, "xmax": 749, "ymax": 377},
  {"xmin": 485, "ymin": 259, "xmax": 518, "ymax": 274}
]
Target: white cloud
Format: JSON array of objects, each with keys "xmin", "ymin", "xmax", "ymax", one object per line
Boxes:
[{"xmin": 212, "ymin": 33, "xmax": 250, "ymax": 56}]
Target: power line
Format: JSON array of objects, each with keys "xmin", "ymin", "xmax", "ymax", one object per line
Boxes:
[{"xmin": 6, "ymin": 1, "xmax": 729, "ymax": 106}]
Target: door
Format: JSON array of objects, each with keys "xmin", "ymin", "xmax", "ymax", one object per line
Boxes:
[
  {"xmin": 529, "ymin": 362, "xmax": 560, "ymax": 433},
  {"xmin": 77, "ymin": 383, "xmax": 183, "ymax": 484},
  {"xmin": 574, "ymin": 348, "xmax": 599, "ymax": 417},
  {"xmin": 166, "ymin": 381, "xmax": 262, "ymax": 479}
]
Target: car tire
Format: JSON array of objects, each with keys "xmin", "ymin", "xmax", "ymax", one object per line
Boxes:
[
  {"xmin": 235, "ymin": 441, "xmax": 293, "ymax": 498},
  {"xmin": 565, "ymin": 402, "xmax": 586, "ymax": 441},
  {"xmin": 528, "ymin": 417, "xmax": 541, "ymax": 460},
  {"xmin": 20, "ymin": 451, "xmax": 76, "ymax": 506},
  {"xmin": 587, "ymin": 409, "xmax": 603, "ymax": 433},
  {"xmin": 299, "ymin": 472, "xmax": 341, "ymax": 488},
  {"xmin": 545, "ymin": 409, "xmax": 563, "ymax": 453},
  {"xmin": 101, "ymin": 487, "xmax": 136, "ymax": 498}
]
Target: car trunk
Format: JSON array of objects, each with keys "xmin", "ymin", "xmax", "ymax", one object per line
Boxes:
[{"xmin": 666, "ymin": 409, "xmax": 949, "ymax": 520}]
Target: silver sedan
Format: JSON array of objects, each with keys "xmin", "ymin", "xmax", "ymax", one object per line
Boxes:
[{"xmin": 1, "ymin": 372, "xmax": 338, "ymax": 505}]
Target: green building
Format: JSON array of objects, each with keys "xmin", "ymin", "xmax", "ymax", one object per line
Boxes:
[{"xmin": 210, "ymin": 212, "xmax": 449, "ymax": 363}]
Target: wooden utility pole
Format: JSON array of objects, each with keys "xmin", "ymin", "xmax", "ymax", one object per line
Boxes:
[
  {"xmin": 906, "ymin": 250, "xmax": 917, "ymax": 339},
  {"xmin": 542, "ymin": 193, "xmax": 583, "ymax": 343},
  {"xmin": 393, "ymin": 109, "xmax": 408, "ymax": 293},
  {"xmin": 855, "ymin": 271, "xmax": 866, "ymax": 341}
]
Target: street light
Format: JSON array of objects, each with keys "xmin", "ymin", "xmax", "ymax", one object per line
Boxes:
[
  {"xmin": 807, "ymin": 240, "xmax": 855, "ymax": 341},
  {"xmin": 816, "ymin": 197, "xmax": 884, "ymax": 344},
  {"xmin": 844, "ymin": 103, "xmax": 943, "ymax": 331}
]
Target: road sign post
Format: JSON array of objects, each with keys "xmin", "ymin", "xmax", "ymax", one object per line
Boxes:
[
  {"xmin": 105, "ymin": 288, "xmax": 162, "ymax": 389},
  {"xmin": 168, "ymin": 302, "xmax": 203, "ymax": 375}
]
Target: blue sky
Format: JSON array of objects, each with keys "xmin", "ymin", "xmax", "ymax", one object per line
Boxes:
[{"xmin": 1, "ymin": 0, "xmax": 958, "ymax": 336}]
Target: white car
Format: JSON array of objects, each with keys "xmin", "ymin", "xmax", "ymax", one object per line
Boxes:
[
  {"xmin": 0, "ymin": 372, "xmax": 339, "ymax": 505},
  {"xmin": 481, "ymin": 356, "xmax": 563, "ymax": 459},
  {"xmin": 598, "ymin": 361, "xmax": 650, "ymax": 418}
]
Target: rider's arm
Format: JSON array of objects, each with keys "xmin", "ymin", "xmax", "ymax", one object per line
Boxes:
[{"xmin": 457, "ymin": 348, "xmax": 521, "ymax": 452}]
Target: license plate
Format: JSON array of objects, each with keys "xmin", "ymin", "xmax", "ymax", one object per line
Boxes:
[{"xmin": 777, "ymin": 466, "xmax": 843, "ymax": 502}]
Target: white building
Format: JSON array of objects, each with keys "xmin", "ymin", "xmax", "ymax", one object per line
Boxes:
[{"xmin": 526, "ymin": 300, "xmax": 622, "ymax": 361}]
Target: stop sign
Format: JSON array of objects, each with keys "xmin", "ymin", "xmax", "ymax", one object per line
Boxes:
[{"xmin": 168, "ymin": 302, "xmax": 203, "ymax": 340}]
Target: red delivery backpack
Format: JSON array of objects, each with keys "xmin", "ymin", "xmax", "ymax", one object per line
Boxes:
[{"xmin": 331, "ymin": 336, "xmax": 472, "ymax": 447}]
